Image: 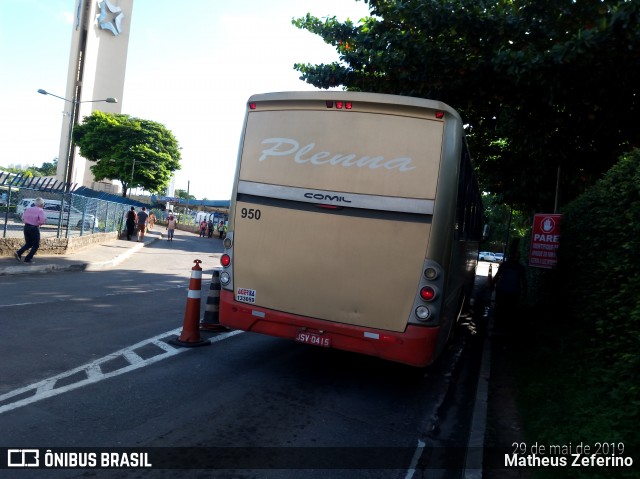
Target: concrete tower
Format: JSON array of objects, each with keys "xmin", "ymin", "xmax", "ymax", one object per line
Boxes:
[{"xmin": 57, "ymin": 0, "xmax": 134, "ymax": 193}]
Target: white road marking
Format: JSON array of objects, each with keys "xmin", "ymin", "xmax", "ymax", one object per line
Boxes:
[
  {"xmin": 0, "ymin": 328, "xmax": 242, "ymax": 415},
  {"xmin": 404, "ymin": 439, "xmax": 426, "ymax": 479}
]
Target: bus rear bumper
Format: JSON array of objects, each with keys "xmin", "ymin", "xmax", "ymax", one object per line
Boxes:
[{"xmin": 220, "ymin": 290, "xmax": 440, "ymax": 367}]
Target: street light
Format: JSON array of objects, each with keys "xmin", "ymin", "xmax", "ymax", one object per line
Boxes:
[{"xmin": 38, "ymin": 89, "xmax": 117, "ymax": 189}]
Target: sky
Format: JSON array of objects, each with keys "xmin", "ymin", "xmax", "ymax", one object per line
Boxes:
[{"xmin": 0, "ymin": 0, "xmax": 370, "ymax": 200}]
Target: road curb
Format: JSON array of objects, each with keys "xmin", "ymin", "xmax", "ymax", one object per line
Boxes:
[
  {"xmin": 463, "ymin": 322, "xmax": 492, "ymax": 478},
  {"xmin": 0, "ymin": 236, "xmax": 161, "ymax": 275},
  {"xmin": 84, "ymin": 236, "xmax": 160, "ymax": 271}
]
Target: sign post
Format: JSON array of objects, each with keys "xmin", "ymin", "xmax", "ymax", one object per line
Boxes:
[{"xmin": 529, "ymin": 214, "xmax": 562, "ymax": 269}]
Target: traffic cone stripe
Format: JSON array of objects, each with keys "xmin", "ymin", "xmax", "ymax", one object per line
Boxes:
[{"xmin": 169, "ymin": 259, "xmax": 210, "ymax": 348}]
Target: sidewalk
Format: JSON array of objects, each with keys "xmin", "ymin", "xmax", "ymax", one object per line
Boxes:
[{"xmin": 0, "ymin": 229, "xmax": 163, "ymax": 276}]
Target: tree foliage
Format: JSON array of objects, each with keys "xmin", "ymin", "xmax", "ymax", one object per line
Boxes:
[
  {"xmin": 1, "ymin": 160, "xmax": 57, "ymax": 177},
  {"xmin": 482, "ymin": 193, "xmax": 529, "ymax": 253},
  {"xmin": 174, "ymin": 188, "xmax": 196, "ymax": 201},
  {"xmin": 35, "ymin": 160, "xmax": 58, "ymax": 176},
  {"xmin": 73, "ymin": 112, "xmax": 181, "ymax": 197},
  {"xmin": 293, "ymin": 0, "xmax": 640, "ymax": 211}
]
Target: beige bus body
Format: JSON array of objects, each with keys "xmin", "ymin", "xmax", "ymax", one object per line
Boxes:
[{"xmin": 221, "ymin": 92, "xmax": 479, "ymax": 364}]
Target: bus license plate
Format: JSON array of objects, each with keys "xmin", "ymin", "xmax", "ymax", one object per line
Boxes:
[{"xmin": 295, "ymin": 331, "xmax": 331, "ymax": 348}]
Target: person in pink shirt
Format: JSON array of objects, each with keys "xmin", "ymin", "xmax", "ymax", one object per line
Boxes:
[{"xmin": 15, "ymin": 197, "xmax": 47, "ymax": 264}]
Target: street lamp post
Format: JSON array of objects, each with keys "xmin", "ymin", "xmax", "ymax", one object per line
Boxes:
[
  {"xmin": 38, "ymin": 89, "xmax": 117, "ymax": 190},
  {"xmin": 129, "ymin": 159, "xmax": 156, "ymax": 198},
  {"xmin": 129, "ymin": 157, "xmax": 136, "ymax": 198}
]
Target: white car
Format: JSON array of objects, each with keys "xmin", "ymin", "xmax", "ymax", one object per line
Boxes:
[
  {"xmin": 18, "ymin": 198, "xmax": 97, "ymax": 229},
  {"xmin": 478, "ymin": 251, "xmax": 496, "ymax": 262}
]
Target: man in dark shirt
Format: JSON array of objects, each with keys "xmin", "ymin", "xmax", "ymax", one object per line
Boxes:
[{"xmin": 136, "ymin": 207, "xmax": 149, "ymax": 242}]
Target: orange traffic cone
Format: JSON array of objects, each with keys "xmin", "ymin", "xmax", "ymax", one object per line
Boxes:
[
  {"xmin": 200, "ymin": 268, "xmax": 230, "ymax": 332},
  {"xmin": 170, "ymin": 259, "xmax": 210, "ymax": 348}
]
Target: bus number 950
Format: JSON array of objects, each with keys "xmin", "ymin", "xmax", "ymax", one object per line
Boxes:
[{"xmin": 241, "ymin": 208, "xmax": 261, "ymax": 220}]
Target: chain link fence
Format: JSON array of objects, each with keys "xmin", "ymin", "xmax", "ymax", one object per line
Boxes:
[{"xmin": 1, "ymin": 173, "xmax": 150, "ymax": 239}]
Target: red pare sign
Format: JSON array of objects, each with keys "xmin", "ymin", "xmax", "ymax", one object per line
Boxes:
[{"xmin": 529, "ymin": 214, "xmax": 562, "ymax": 269}]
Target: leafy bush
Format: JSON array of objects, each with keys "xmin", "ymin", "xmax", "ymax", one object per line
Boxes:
[
  {"xmin": 557, "ymin": 148, "xmax": 640, "ymax": 441},
  {"xmin": 513, "ymin": 151, "xmax": 639, "ymax": 478}
]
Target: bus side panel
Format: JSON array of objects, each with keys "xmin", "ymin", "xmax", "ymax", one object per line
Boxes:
[
  {"xmin": 231, "ymin": 201, "xmax": 431, "ymax": 333},
  {"xmin": 220, "ymin": 290, "xmax": 440, "ymax": 367}
]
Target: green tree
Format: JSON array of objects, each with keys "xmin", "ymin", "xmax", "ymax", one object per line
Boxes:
[
  {"xmin": 482, "ymin": 193, "xmax": 530, "ymax": 253},
  {"xmin": 35, "ymin": 160, "xmax": 57, "ymax": 176},
  {"xmin": 175, "ymin": 189, "xmax": 195, "ymax": 201},
  {"xmin": 73, "ymin": 111, "xmax": 182, "ymax": 197},
  {"xmin": 293, "ymin": 0, "xmax": 640, "ymax": 211}
]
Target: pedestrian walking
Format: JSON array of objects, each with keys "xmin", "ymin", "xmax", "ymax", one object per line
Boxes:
[
  {"xmin": 199, "ymin": 219, "xmax": 207, "ymax": 237},
  {"xmin": 218, "ymin": 220, "xmax": 225, "ymax": 239},
  {"xmin": 148, "ymin": 212, "xmax": 156, "ymax": 231},
  {"xmin": 207, "ymin": 219, "xmax": 214, "ymax": 238},
  {"xmin": 492, "ymin": 250, "xmax": 527, "ymax": 334},
  {"xmin": 15, "ymin": 197, "xmax": 46, "ymax": 264},
  {"xmin": 136, "ymin": 207, "xmax": 149, "ymax": 241},
  {"xmin": 166, "ymin": 213, "xmax": 177, "ymax": 241},
  {"xmin": 125, "ymin": 207, "xmax": 137, "ymax": 241}
]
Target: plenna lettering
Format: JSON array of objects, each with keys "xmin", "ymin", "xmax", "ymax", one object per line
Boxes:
[{"xmin": 259, "ymin": 138, "xmax": 416, "ymax": 172}]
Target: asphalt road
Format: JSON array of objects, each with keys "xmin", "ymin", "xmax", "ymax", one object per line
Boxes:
[{"xmin": 0, "ymin": 231, "xmax": 486, "ymax": 479}]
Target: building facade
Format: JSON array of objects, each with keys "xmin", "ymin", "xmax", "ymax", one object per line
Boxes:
[{"xmin": 57, "ymin": 0, "xmax": 134, "ymax": 193}]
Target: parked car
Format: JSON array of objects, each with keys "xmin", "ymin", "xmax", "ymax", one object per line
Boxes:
[
  {"xmin": 17, "ymin": 198, "xmax": 97, "ymax": 229},
  {"xmin": 478, "ymin": 251, "xmax": 496, "ymax": 262},
  {"xmin": 494, "ymin": 253, "xmax": 504, "ymax": 262}
]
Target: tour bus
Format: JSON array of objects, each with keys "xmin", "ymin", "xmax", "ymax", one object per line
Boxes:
[{"xmin": 218, "ymin": 91, "xmax": 483, "ymax": 367}]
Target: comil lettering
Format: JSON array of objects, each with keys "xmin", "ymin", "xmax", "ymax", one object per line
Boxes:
[
  {"xmin": 258, "ymin": 138, "xmax": 416, "ymax": 172},
  {"xmin": 304, "ymin": 192, "xmax": 352, "ymax": 203}
]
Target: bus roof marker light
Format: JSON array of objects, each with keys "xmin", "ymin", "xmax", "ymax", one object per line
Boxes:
[
  {"xmin": 345, "ymin": 102, "xmax": 353, "ymax": 110},
  {"xmin": 335, "ymin": 101, "xmax": 344, "ymax": 109},
  {"xmin": 435, "ymin": 111, "xmax": 445, "ymax": 119},
  {"xmin": 326, "ymin": 101, "xmax": 334, "ymax": 108}
]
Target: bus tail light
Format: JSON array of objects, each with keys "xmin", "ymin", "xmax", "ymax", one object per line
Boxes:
[
  {"xmin": 410, "ymin": 259, "xmax": 443, "ymax": 326},
  {"xmin": 219, "ymin": 231, "xmax": 234, "ymax": 291},
  {"xmin": 420, "ymin": 286, "xmax": 437, "ymax": 301}
]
